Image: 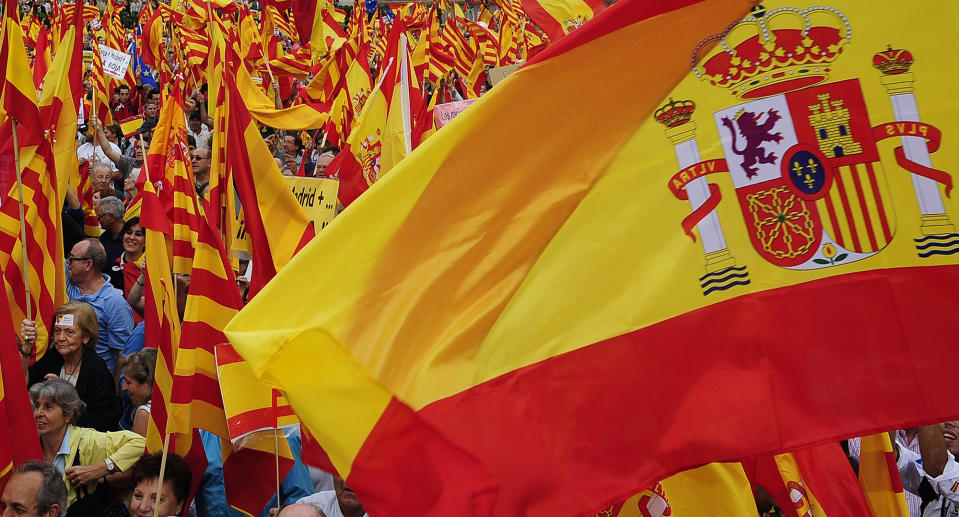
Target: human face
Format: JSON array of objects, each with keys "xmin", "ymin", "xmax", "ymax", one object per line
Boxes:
[
  {"xmin": 188, "ymin": 119, "xmax": 202, "ymax": 133},
  {"xmin": 943, "ymin": 421, "xmax": 959, "ymax": 455},
  {"xmin": 314, "ymin": 153, "xmax": 333, "ymax": 177},
  {"xmin": 129, "ymin": 478, "xmax": 182, "ymax": 517},
  {"xmin": 333, "ymin": 476, "xmax": 364, "ymax": 515},
  {"xmin": 34, "ymin": 397, "xmax": 69, "ymax": 438},
  {"xmin": 124, "ymin": 175, "xmax": 137, "ymax": 194},
  {"xmin": 0, "ymin": 471, "xmax": 54, "ymax": 517},
  {"xmin": 121, "ymin": 372, "xmax": 151, "ymax": 406},
  {"xmin": 143, "ymin": 103, "xmax": 158, "ymax": 119},
  {"xmin": 191, "ymin": 150, "xmax": 210, "ymax": 175},
  {"xmin": 117, "ymin": 88, "xmax": 130, "ymax": 103},
  {"xmin": 66, "ymin": 242, "xmax": 92, "ymax": 283},
  {"xmin": 123, "ymin": 224, "xmax": 145, "ymax": 256},
  {"xmin": 95, "ymin": 206, "xmax": 116, "ymax": 232},
  {"xmin": 52, "ymin": 313, "xmax": 87, "ymax": 361},
  {"xmin": 283, "ymin": 135, "xmax": 298, "ymax": 154},
  {"xmin": 92, "ymin": 167, "xmax": 112, "ymax": 190}
]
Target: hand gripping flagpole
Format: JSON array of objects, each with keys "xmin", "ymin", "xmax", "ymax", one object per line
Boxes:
[{"xmin": 10, "ymin": 120, "xmax": 33, "ymax": 323}]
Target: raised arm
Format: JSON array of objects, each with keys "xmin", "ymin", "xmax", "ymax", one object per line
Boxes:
[
  {"xmin": 92, "ymin": 117, "xmax": 123, "ymax": 165},
  {"xmin": 919, "ymin": 424, "xmax": 949, "ymax": 477}
]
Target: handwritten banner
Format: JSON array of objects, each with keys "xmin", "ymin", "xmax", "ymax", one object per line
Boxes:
[
  {"xmin": 99, "ymin": 45, "xmax": 132, "ymax": 80},
  {"xmin": 434, "ymin": 98, "xmax": 478, "ymax": 129}
]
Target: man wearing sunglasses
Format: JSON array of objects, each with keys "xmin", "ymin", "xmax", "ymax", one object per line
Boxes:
[
  {"xmin": 65, "ymin": 239, "xmax": 134, "ymax": 380},
  {"xmin": 191, "ymin": 148, "xmax": 211, "ymax": 200}
]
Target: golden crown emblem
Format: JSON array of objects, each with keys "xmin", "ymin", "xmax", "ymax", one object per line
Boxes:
[
  {"xmin": 691, "ymin": 4, "xmax": 852, "ymax": 99},
  {"xmin": 873, "ymin": 45, "xmax": 914, "ymax": 75},
  {"xmin": 654, "ymin": 98, "xmax": 696, "ymax": 127}
]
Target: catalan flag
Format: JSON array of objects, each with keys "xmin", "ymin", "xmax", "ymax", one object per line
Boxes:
[
  {"xmin": 0, "ymin": 0, "xmax": 69, "ymax": 355},
  {"xmin": 78, "ymin": 161, "xmax": 101, "ymax": 237},
  {"xmin": 226, "ymin": 1, "xmax": 959, "ymax": 515},
  {"xmin": 142, "ymin": 83, "xmax": 201, "ymax": 274}
]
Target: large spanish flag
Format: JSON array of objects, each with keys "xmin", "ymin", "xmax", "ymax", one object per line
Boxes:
[{"xmin": 226, "ymin": 1, "xmax": 959, "ymax": 515}]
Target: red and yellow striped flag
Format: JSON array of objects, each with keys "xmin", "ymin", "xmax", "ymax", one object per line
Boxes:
[
  {"xmin": 0, "ymin": 0, "xmax": 68, "ymax": 355},
  {"xmin": 226, "ymin": 1, "xmax": 959, "ymax": 515},
  {"xmin": 859, "ymin": 433, "xmax": 910, "ymax": 517},
  {"xmin": 141, "ymin": 166, "xmax": 209, "ymax": 502},
  {"xmin": 142, "ymin": 84, "xmax": 201, "ymax": 274},
  {"xmin": 77, "ymin": 161, "xmax": 101, "ymax": 237},
  {"xmin": 88, "ymin": 39, "xmax": 114, "ymax": 126}
]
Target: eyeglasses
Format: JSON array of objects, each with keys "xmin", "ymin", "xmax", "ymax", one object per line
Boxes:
[
  {"xmin": 191, "ymin": 155, "xmax": 208, "ymax": 162},
  {"xmin": 66, "ymin": 256, "xmax": 92, "ymax": 264}
]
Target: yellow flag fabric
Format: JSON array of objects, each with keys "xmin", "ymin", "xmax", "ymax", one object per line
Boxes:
[{"xmin": 859, "ymin": 433, "xmax": 910, "ymax": 517}]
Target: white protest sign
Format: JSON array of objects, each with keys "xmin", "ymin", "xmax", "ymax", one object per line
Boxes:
[
  {"xmin": 433, "ymin": 98, "xmax": 478, "ymax": 129},
  {"xmin": 98, "ymin": 44, "xmax": 132, "ymax": 80}
]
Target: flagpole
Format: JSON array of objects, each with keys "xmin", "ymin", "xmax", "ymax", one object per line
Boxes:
[
  {"xmin": 272, "ymin": 389, "xmax": 281, "ymax": 512},
  {"xmin": 153, "ymin": 433, "xmax": 171, "ymax": 517},
  {"xmin": 10, "ymin": 120, "xmax": 33, "ymax": 323},
  {"xmin": 274, "ymin": 427, "xmax": 281, "ymax": 512}
]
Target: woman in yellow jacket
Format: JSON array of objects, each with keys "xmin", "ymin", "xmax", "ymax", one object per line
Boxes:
[{"xmin": 30, "ymin": 377, "xmax": 145, "ymax": 515}]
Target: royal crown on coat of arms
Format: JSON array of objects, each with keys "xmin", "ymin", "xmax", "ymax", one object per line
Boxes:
[{"xmin": 656, "ymin": 2, "xmax": 957, "ymax": 296}]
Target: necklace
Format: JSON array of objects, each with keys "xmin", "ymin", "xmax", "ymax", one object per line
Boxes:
[{"xmin": 63, "ymin": 357, "xmax": 82, "ymax": 377}]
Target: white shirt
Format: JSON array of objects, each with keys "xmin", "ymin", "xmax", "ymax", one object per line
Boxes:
[
  {"xmin": 77, "ymin": 141, "xmax": 121, "ymax": 171},
  {"xmin": 898, "ymin": 447, "xmax": 959, "ymax": 517},
  {"xmin": 187, "ymin": 124, "xmax": 211, "ymax": 150},
  {"xmin": 296, "ymin": 491, "xmax": 368, "ymax": 517}
]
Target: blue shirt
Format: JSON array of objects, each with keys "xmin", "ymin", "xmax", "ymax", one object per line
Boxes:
[
  {"xmin": 53, "ymin": 426, "xmax": 71, "ymax": 474},
  {"xmin": 193, "ymin": 428, "xmax": 313, "ymax": 517},
  {"xmin": 66, "ymin": 271, "xmax": 134, "ymax": 374}
]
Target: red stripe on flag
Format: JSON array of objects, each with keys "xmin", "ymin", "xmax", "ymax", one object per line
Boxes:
[
  {"xmin": 866, "ymin": 162, "xmax": 893, "ymax": 243},
  {"xmin": 884, "ymin": 450, "xmax": 906, "ymax": 494},
  {"xmin": 832, "ymin": 168, "xmax": 862, "ymax": 252},
  {"xmin": 343, "ymin": 265, "xmax": 959, "ymax": 516},
  {"xmin": 823, "ymin": 195, "xmax": 845, "ymax": 249},
  {"xmin": 849, "ymin": 163, "xmax": 878, "ymax": 251}
]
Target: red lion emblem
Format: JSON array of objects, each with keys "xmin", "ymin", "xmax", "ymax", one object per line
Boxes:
[{"xmin": 722, "ymin": 109, "xmax": 784, "ymax": 178}]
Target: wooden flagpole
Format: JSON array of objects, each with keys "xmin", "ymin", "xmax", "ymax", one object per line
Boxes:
[
  {"xmin": 153, "ymin": 433, "xmax": 172, "ymax": 517},
  {"xmin": 10, "ymin": 120, "xmax": 33, "ymax": 322}
]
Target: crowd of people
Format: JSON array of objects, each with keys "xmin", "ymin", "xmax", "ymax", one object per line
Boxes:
[{"xmin": 0, "ymin": 75, "xmax": 366, "ymax": 513}]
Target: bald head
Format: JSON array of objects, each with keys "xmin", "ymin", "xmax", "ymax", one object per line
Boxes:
[{"xmin": 277, "ymin": 504, "xmax": 326, "ymax": 517}]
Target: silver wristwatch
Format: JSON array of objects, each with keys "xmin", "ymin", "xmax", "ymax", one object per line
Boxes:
[{"xmin": 104, "ymin": 457, "xmax": 116, "ymax": 473}]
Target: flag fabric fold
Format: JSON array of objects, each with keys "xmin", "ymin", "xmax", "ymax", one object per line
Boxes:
[{"xmin": 226, "ymin": 0, "xmax": 959, "ymax": 515}]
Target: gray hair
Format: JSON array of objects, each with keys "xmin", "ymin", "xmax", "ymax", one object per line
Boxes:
[
  {"xmin": 277, "ymin": 503, "xmax": 327, "ymax": 517},
  {"xmin": 80, "ymin": 238, "xmax": 108, "ymax": 273},
  {"xmin": 28, "ymin": 378, "xmax": 86, "ymax": 424},
  {"xmin": 97, "ymin": 196, "xmax": 125, "ymax": 220},
  {"xmin": 14, "ymin": 461, "xmax": 67, "ymax": 517},
  {"xmin": 92, "ymin": 162, "xmax": 112, "ymax": 176}
]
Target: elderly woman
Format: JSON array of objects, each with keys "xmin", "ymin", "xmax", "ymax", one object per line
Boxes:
[
  {"xmin": 30, "ymin": 378, "xmax": 145, "ymax": 513},
  {"xmin": 128, "ymin": 452, "xmax": 192, "ymax": 517},
  {"xmin": 120, "ymin": 347, "xmax": 156, "ymax": 437},
  {"xmin": 21, "ymin": 302, "xmax": 121, "ymax": 432}
]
